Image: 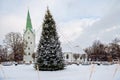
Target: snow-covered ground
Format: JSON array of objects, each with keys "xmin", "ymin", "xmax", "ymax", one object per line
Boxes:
[{"xmin": 0, "ymin": 64, "xmax": 120, "ymax": 80}]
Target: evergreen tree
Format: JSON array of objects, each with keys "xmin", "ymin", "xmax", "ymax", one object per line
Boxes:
[{"xmin": 36, "ymin": 8, "xmax": 64, "ymax": 71}]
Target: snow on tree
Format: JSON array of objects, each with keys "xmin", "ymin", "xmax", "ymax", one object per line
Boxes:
[{"xmin": 35, "ymin": 8, "xmax": 64, "ymax": 71}]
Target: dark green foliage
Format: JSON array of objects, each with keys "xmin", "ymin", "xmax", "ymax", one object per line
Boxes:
[{"xmin": 36, "ymin": 8, "xmax": 64, "ymax": 71}]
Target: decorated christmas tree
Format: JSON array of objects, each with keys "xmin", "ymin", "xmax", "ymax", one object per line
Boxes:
[{"xmin": 36, "ymin": 8, "xmax": 64, "ymax": 71}]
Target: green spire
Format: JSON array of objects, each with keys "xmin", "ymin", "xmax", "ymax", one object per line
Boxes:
[{"xmin": 26, "ymin": 10, "xmax": 32, "ymax": 30}]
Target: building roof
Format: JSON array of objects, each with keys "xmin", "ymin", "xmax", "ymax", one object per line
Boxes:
[{"xmin": 26, "ymin": 10, "xmax": 32, "ymax": 30}]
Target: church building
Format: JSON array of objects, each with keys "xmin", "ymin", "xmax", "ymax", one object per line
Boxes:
[{"xmin": 23, "ymin": 10, "xmax": 35, "ymax": 64}]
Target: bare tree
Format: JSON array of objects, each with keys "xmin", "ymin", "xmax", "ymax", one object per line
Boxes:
[
  {"xmin": 0, "ymin": 45, "xmax": 4, "ymax": 62},
  {"xmin": 4, "ymin": 32, "xmax": 26, "ymax": 62},
  {"xmin": 0, "ymin": 45, "xmax": 8, "ymax": 62},
  {"xmin": 84, "ymin": 40, "xmax": 107, "ymax": 61},
  {"xmin": 112, "ymin": 38, "xmax": 120, "ymax": 44},
  {"xmin": 109, "ymin": 38, "xmax": 120, "ymax": 60},
  {"xmin": 32, "ymin": 52, "xmax": 36, "ymax": 62},
  {"xmin": 84, "ymin": 38, "xmax": 120, "ymax": 62}
]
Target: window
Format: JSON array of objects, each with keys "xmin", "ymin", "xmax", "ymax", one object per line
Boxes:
[
  {"xmin": 28, "ymin": 36, "xmax": 30, "ymax": 39},
  {"xmin": 24, "ymin": 53, "xmax": 26, "ymax": 55},
  {"xmin": 30, "ymin": 61, "xmax": 32, "ymax": 64},
  {"xmin": 28, "ymin": 53, "xmax": 30, "ymax": 55},
  {"xmin": 28, "ymin": 47, "xmax": 30, "ymax": 50},
  {"xmin": 66, "ymin": 54, "xmax": 69, "ymax": 59}
]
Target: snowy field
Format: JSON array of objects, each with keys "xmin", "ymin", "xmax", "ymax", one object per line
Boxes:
[{"xmin": 0, "ymin": 64, "xmax": 120, "ymax": 80}]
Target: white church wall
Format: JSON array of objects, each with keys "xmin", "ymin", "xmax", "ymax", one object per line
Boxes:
[
  {"xmin": 63, "ymin": 52, "xmax": 88, "ymax": 64},
  {"xmin": 23, "ymin": 30, "xmax": 35, "ymax": 64}
]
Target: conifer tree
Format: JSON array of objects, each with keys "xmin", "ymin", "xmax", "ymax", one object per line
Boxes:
[{"xmin": 36, "ymin": 8, "xmax": 64, "ymax": 71}]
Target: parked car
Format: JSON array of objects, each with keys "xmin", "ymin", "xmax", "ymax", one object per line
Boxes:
[
  {"xmin": 81, "ymin": 62, "xmax": 91, "ymax": 65},
  {"xmin": 1, "ymin": 62, "xmax": 13, "ymax": 66},
  {"xmin": 101, "ymin": 62, "xmax": 113, "ymax": 65}
]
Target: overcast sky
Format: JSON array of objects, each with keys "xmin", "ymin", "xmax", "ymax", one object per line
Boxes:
[{"xmin": 0, "ymin": 0, "xmax": 120, "ymax": 53}]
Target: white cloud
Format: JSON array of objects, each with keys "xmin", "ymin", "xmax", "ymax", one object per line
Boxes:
[
  {"xmin": 57, "ymin": 18, "xmax": 97, "ymax": 44},
  {"xmin": 58, "ymin": 21, "xmax": 83, "ymax": 42},
  {"xmin": 105, "ymin": 26, "xmax": 120, "ymax": 32},
  {"xmin": 90, "ymin": 25, "xmax": 120, "ymax": 44},
  {"xmin": 0, "ymin": 15, "xmax": 25, "ymax": 43}
]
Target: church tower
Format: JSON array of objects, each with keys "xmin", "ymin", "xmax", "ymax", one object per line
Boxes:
[{"xmin": 23, "ymin": 10, "xmax": 35, "ymax": 64}]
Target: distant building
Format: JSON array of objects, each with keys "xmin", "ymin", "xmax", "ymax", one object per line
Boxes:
[
  {"xmin": 23, "ymin": 10, "xmax": 35, "ymax": 64},
  {"xmin": 63, "ymin": 52, "xmax": 74, "ymax": 63},
  {"xmin": 63, "ymin": 52, "xmax": 87, "ymax": 64}
]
